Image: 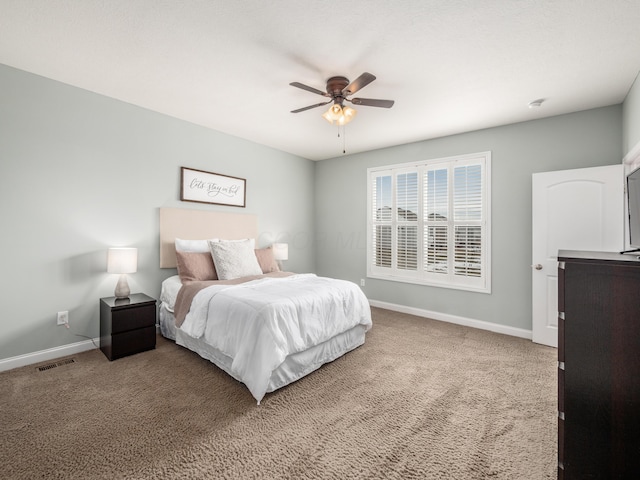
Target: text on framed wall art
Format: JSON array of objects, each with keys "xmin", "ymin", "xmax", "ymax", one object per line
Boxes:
[{"xmin": 180, "ymin": 167, "xmax": 246, "ymax": 207}]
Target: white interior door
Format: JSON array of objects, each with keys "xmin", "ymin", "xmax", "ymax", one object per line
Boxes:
[{"xmin": 532, "ymin": 164, "xmax": 624, "ymax": 346}]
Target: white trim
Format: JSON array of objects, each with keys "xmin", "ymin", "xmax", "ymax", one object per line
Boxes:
[
  {"xmin": 623, "ymin": 140, "xmax": 640, "ymax": 173},
  {"xmin": 367, "ymin": 151, "xmax": 491, "ymax": 293},
  {"xmin": 0, "ymin": 338, "xmax": 99, "ymax": 372},
  {"xmin": 367, "ymin": 151, "xmax": 493, "ymax": 173},
  {"xmin": 0, "ymin": 305, "xmax": 531, "ymax": 372},
  {"xmin": 369, "ymin": 299, "xmax": 532, "ymax": 340},
  {"xmin": 367, "ymin": 273, "xmax": 491, "ymax": 293}
]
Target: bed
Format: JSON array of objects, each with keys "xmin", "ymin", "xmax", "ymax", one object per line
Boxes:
[{"xmin": 158, "ymin": 207, "xmax": 372, "ymax": 404}]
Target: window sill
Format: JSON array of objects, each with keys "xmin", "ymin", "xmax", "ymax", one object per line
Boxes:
[{"xmin": 366, "ymin": 272, "xmax": 491, "ymax": 294}]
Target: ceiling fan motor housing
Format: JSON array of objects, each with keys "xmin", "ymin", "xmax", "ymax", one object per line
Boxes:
[{"xmin": 326, "ymin": 76, "xmax": 349, "ymax": 104}]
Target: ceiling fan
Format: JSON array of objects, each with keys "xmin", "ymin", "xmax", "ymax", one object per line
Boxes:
[{"xmin": 289, "ymin": 72, "xmax": 394, "ymax": 125}]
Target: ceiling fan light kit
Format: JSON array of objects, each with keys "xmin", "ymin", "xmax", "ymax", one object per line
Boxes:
[{"xmin": 322, "ymin": 103, "xmax": 357, "ymax": 125}]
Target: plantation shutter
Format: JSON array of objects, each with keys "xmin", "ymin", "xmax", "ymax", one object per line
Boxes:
[
  {"xmin": 367, "ymin": 152, "xmax": 490, "ymax": 293},
  {"xmin": 423, "ymin": 167, "xmax": 448, "ymax": 274},
  {"xmin": 453, "ymin": 164, "xmax": 483, "ymax": 278},
  {"xmin": 372, "ymin": 173, "xmax": 392, "ymax": 269},
  {"xmin": 396, "ymin": 172, "xmax": 418, "ymax": 270}
]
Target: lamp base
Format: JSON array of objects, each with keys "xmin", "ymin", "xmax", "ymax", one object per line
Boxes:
[{"xmin": 114, "ymin": 274, "xmax": 130, "ymax": 299}]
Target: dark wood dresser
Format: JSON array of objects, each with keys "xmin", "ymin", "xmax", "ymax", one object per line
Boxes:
[
  {"xmin": 100, "ymin": 293, "xmax": 156, "ymax": 361},
  {"xmin": 557, "ymin": 250, "xmax": 640, "ymax": 479}
]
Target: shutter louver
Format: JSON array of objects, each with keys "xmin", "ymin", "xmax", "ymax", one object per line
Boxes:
[
  {"xmin": 424, "ymin": 168, "xmax": 448, "ymax": 222},
  {"xmin": 375, "ymin": 225, "xmax": 392, "ymax": 267},
  {"xmin": 397, "ymin": 225, "xmax": 417, "ymax": 270},
  {"xmin": 372, "ymin": 174, "xmax": 392, "ymax": 268},
  {"xmin": 425, "ymin": 225, "xmax": 448, "ymax": 273},
  {"xmin": 454, "ymin": 225, "xmax": 482, "ymax": 277},
  {"xmin": 453, "ymin": 165, "xmax": 482, "ymax": 278},
  {"xmin": 454, "ymin": 165, "xmax": 482, "ymax": 222},
  {"xmin": 424, "ymin": 168, "xmax": 448, "ymax": 274},
  {"xmin": 396, "ymin": 172, "xmax": 418, "ymax": 270}
]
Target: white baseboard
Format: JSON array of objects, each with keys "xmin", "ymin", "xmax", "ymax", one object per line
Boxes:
[
  {"xmin": 0, "ymin": 338, "xmax": 99, "ymax": 373},
  {"xmin": 0, "ymin": 307, "xmax": 530, "ymax": 372},
  {"xmin": 369, "ymin": 299, "xmax": 532, "ymax": 340}
]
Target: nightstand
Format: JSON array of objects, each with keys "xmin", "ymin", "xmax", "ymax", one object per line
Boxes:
[{"xmin": 99, "ymin": 293, "xmax": 157, "ymax": 361}]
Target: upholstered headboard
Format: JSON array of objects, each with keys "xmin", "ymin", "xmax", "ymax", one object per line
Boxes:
[{"xmin": 159, "ymin": 207, "xmax": 258, "ymax": 268}]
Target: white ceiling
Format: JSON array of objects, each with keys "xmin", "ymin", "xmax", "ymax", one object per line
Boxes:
[{"xmin": 1, "ymin": 1, "xmax": 640, "ymax": 161}]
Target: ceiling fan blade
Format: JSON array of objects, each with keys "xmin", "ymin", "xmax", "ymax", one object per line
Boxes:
[
  {"xmin": 344, "ymin": 72, "xmax": 376, "ymax": 95},
  {"xmin": 291, "ymin": 101, "xmax": 332, "ymax": 113},
  {"xmin": 350, "ymin": 97, "xmax": 395, "ymax": 108},
  {"xmin": 289, "ymin": 82, "xmax": 329, "ymax": 97}
]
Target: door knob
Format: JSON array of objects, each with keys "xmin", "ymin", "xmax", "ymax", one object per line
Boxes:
[{"xmin": 532, "ymin": 264, "xmax": 543, "ymax": 270}]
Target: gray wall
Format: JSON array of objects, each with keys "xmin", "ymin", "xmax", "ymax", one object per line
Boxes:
[
  {"xmin": 1, "ymin": 58, "xmax": 632, "ymax": 361},
  {"xmin": 314, "ymin": 106, "xmax": 622, "ymax": 331},
  {"xmin": 0, "ymin": 64, "xmax": 315, "ymax": 360},
  {"xmin": 623, "ymin": 71, "xmax": 640, "ymax": 156}
]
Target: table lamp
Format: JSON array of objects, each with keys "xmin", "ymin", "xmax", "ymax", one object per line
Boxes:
[
  {"xmin": 107, "ymin": 247, "xmax": 137, "ymax": 299},
  {"xmin": 272, "ymin": 243, "xmax": 288, "ymax": 270}
]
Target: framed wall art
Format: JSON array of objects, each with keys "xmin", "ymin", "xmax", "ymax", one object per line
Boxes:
[{"xmin": 180, "ymin": 167, "xmax": 246, "ymax": 207}]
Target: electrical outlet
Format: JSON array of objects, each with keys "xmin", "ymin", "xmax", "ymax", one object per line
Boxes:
[
  {"xmin": 360, "ymin": 278, "xmax": 365, "ymax": 287},
  {"xmin": 57, "ymin": 311, "xmax": 69, "ymax": 326}
]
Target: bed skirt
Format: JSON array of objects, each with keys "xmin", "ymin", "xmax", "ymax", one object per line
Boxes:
[{"xmin": 158, "ymin": 303, "xmax": 367, "ymax": 400}]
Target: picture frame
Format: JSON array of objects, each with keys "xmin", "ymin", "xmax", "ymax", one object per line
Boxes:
[{"xmin": 180, "ymin": 167, "xmax": 246, "ymax": 207}]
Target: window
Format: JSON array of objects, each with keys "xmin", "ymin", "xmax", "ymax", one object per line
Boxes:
[{"xmin": 367, "ymin": 152, "xmax": 491, "ymax": 293}]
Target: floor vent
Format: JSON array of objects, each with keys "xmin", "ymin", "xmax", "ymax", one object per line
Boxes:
[{"xmin": 36, "ymin": 358, "xmax": 76, "ymax": 372}]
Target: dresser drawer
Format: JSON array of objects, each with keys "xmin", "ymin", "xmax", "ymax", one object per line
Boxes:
[
  {"xmin": 558, "ymin": 315, "xmax": 564, "ymax": 363},
  {"xmin": 558, "ymin": 412, "xmax": 565, "ymax": 471},
  {"xmin": 558, "ymin": 366, "xmax": 564, "ymax": 413}
]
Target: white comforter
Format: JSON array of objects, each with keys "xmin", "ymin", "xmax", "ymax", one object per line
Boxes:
[{"xmin": 179, "ymin": 274, "xmax": 372, "ymax": 403}]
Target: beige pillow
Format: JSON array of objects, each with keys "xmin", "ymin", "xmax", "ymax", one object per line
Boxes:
[
  {"xmin": 255, "ymin": 247, "xmax": 280, "ymax": 273},
  {"xmin": 176, "ymin": 251, "xmax": 218, "ymax": 282},
  {"xmin": 209, "ymin": 239, "xmax": 263, "ymax": 280}
]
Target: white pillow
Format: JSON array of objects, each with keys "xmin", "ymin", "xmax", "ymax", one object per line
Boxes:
[
  {"xmin": 208, "ymin": 239, "xmax": 262, "ymax": 280},
  {"xmin": 175, "ymin": 238, "xmax": 210, "ymax": 253},
  {"xmin": 175, "ymin": 237, "xmax": 255, "ymax": 253},
  {"xmin": 211, "ymin": 238, "xmax": 255, "ymax": 248}
]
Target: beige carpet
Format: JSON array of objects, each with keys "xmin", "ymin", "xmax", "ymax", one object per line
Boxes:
[{"xmin": 0, "ymin": 307, "xmax": 557, "ymax": 479}]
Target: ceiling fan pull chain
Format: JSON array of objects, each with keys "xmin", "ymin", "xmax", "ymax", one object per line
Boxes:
[{"xmin": 342, "ymin": 125, "xmax": 346, "ymax": 154}]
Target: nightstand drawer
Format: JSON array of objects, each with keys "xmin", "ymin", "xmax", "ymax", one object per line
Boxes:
[
  {"xmin": 110, "ymin": 326, "xmax": 156, "ymax": 360},
  {"xmin": 111, "ymin": 304, "xmax": 156, "ymax": 334}
]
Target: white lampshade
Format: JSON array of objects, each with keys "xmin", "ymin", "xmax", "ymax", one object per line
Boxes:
[
  {"xmin": 272, "ymin": 243, "xmax": 289, "ymax": 261},
  {"xmin": 107, "ymin": 248, "xmax": 137, "ymax": 299},
  {"xmin": 107, "ymin": 248, "xmax": 138, "ymax": 274}
]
